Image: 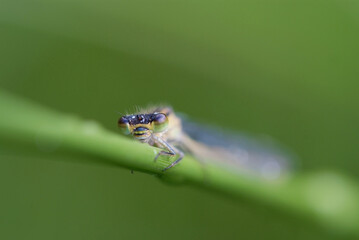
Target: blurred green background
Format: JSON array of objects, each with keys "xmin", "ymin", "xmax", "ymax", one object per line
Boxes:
[{"xmin": 1, "ymin": 0, "xmax": 358, "ymax": 239}]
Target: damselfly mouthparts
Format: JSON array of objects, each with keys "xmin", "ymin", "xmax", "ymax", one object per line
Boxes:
[{"xmin": 118, "ymin": 106, "xmax": 293, "ymax": 179}]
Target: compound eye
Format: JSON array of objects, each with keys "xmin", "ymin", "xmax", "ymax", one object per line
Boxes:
[
  {"xmin": 152, "ymin": 113, "xmax": 168, "ymax": 132},
  {"xmin": 118, "ymin": 116, "xmax": 131, "ymax": 135}
]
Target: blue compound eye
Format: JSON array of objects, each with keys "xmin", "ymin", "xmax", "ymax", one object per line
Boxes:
[
  {"xmin": 152, "ymin": 113, "xmax": 168, "ymax": 132},
  {"xmin": 118, "ymin": 116, "xmax": 131, "ymax": 135}
]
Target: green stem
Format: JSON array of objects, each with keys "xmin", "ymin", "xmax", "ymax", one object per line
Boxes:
[{"xmin": 0, "ymin": 89, "xmax": 358, "ymax": 235}]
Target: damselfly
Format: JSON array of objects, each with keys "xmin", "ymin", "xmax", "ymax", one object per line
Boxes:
[{"xmin": 118, "ymin": 106, "xmax": 293, "ymax": 179}]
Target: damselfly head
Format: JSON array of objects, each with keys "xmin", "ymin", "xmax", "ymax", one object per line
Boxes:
[{"xmin": 118, "ymin": 112, "xmax": 169, "ymax": 142}]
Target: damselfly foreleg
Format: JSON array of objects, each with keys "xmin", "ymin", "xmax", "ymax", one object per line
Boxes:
[{"xmin": 152, "ymin": 136, "xmax": 184, "ymax": 171}]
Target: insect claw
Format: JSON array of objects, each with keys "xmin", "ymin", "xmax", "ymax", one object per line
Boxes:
[{"xmin": 162, "ymin": 153, "xmax": 183, "ymax": 171}]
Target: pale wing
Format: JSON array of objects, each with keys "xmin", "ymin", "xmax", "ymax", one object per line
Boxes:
[{"xmin": 180, "ymin": 116, "xmax": 296, "ymax": 180}]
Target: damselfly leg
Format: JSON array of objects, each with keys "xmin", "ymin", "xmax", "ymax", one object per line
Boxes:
[{"xmin": 152, "ymin": 135, "xmax": 184, "ymax": 171}]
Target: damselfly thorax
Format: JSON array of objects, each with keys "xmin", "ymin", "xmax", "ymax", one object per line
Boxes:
[{"xmin": 118, "ymin": 106, "xmax": 292, "ymax": 179}]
